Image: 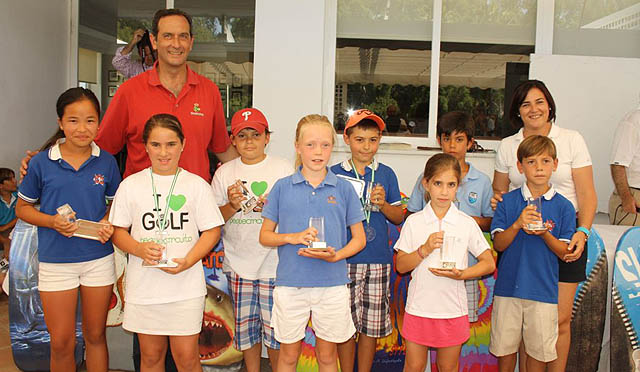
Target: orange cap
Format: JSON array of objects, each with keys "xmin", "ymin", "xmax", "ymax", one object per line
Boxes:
[{"xmin": 344, "ymin": 109, "xmax": 385, "ymax": 135}]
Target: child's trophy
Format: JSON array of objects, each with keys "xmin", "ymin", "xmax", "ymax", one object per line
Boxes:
[
  {"xmin": 439, "ymin": 234, "xmax": 456, "ymax": 270},
  {"xmin": 308, "ymin": 216, "xmax": 327, "ymax": 250},
  {"xmin": 527, "ymin": 197, "xmax": 545, "ymax": 231}
]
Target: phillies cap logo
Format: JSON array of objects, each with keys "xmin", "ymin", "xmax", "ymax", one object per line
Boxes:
[{"xmin": 242, "ymin": 111, "xmax": 252, "ymax": 121}]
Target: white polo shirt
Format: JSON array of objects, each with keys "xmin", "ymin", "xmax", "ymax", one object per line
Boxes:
[
  {"xmin": 610, "ymin": 108, "xmax": 640, "ymax": 188},
  {"xmin": 495, "ymin": 124, "xmax": 592, "ymax": 211}
]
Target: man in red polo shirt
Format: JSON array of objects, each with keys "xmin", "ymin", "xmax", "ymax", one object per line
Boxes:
[
  {"xmin": 97, "ymin": 8, "xmax": 237, "ymax": 182},
  {"xmin": 21, "ymin": 8, "xmax": 237, "ymax": 182}
]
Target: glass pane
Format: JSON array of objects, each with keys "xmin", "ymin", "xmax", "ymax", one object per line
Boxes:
[
  {"xmin": 78, "ymin": 0, "xmax": 165, "ymax": 113},
  {"xmin": 439, "ymin": 0, "xmax": 536, "ymax": 140},
  {"xmin": 335, "ymin": 42, "xmax": 431, "ymax": 136},
  {"xmin": 336, "ymin": 0, "xmax": 434, "ymax": 137},
  {"xmin": 554, "ymin": 1, "xmax": 640, "ymax": 58},
  {"xmin": 338, "ymin": 0, "xmax": 433, "ymax": 40},
  {"xmin": 176, "ymin": 0, "xmax": 255, "ymax": 126}
]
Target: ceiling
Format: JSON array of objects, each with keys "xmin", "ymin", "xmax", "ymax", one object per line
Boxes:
[{"xmin": 336, "ymin": 46, "xmax": 529, "ymax": 89}]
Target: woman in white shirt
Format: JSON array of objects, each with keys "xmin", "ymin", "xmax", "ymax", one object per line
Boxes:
[{"xmin": 492, "ymin": 80, "xmax": 597, "ymax": 372}]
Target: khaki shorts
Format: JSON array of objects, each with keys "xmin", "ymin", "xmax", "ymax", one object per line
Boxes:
[
  {"xmin": 609, "ymin": 188, "xmax": 640, "ymax": 226},
  {"xmin": 38, "ymin": 254, "xmax": 115, "ymax": 292},
  {"xmin": 272, "ymin": 285, "xmax": 355, "ymax": 344},
  {"xmin": 490, "ymin": 296, "xmax": 558, "ymax": 363}
]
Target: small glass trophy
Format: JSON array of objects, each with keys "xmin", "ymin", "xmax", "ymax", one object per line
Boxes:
[
  {"xmin": 527, "ymin": 197, "xmax": 545, "ymax": 231},
  {"xmin": 234, "ymin": 180, "xmax": 258, "ymax": 214},
  {"xmin": 143, "ymin": 230, "xmax": 176, "ymax": 267},
  {"xmin": 365, "ymin": 182, "xmax": 381, "ymax": 212},
  {"xmin": 308, "ymin": 217, "xmax": 327, "ymax": 249},
  {"xmin": 440, "ymin": 235, "xmax": 456, "ymax": 270},
  {"xmin": 56, "ymin": 203, "xmax": 76, "ymax": 223}
]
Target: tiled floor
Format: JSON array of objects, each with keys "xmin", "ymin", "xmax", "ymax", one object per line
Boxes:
[
  {"xmin": 0, "ymin": 293, "xmax": 129, "ymax": 372},
  {"xmin": 0, "ymin": 294, "xmax": 21, "ymax": 372}
]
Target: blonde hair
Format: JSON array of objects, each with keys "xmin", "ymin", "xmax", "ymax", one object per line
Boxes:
[{"xmin": 294, "ymin": 114, "xmax": 336, "ymax": 168}]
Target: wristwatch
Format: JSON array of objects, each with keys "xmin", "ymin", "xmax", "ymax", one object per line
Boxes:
[{"xmin": 576, "ymin": 226, "xmax": 591, "ymax": 239}]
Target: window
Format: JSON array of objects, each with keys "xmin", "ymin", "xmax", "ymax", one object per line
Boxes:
[
  {"xmin": 554, "ymin": 0, "xmax": 640, "ymax": 58},
  {"xmin": 335, "ymin": 0, "xmax": 537, "ymax": 141},
  {"xmin": 176, "ymin": 0, "xmax": 255, "ymax": 127}
]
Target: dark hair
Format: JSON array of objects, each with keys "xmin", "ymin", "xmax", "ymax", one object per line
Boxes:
[
  {"xmin": 423, "ymin": 153, "xmax": 461, "ymax": 183},
  {"xmin": 517, "ymin": 135, "xmax": 557, "ymax": 162},
  {"xmin": 40, "ymin": 87, "xmax": 101, "ymax": 151},
  {"xmin": 509, "ymin": 80, "xmax": 556, "ymax": 128},
  {"xmin": 437, "ymin": 111, "xmax": 475, "ymax": 140},
  {"xmin": 152, "ymin": 8, "xmax": 193, "ymax": 37},
  {"xmin": 143, "ymin": 114, "xmax": 185, "ymax": 144},
  {"xmin": 0, "ymin": 168, "xmax": 15, "ymax": 184},
  {"xmin": 345, "ymin": 118, "xmax": 381, "ymax": 136}
]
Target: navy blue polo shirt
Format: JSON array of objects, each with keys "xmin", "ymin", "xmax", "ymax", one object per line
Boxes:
[
  {"xmin": 19, "ymin": 140, "xmax": 121, "ymax": 263},
  {"xmin": 330, "ymin": 159, "xmax": 401, "ymax": 264},
  {"xmin": 262, "ymin": 168, "xmax": 365, "ymax": 287},
  {"xmin": 490, "ymin": 184, "xmax": 575, "ymax": 304}
]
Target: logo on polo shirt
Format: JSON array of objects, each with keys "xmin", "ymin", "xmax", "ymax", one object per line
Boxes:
[
  {"xmin": 191, "ymin": 103, "xmax": 204, "ymax": 116},
  {"xmin": 544, "ymin": 219, "xmax": 556, "ymax": 232},
  {"xmin": 93, "ymin": 174, "xmax": 105, "ymax": 186},
  {"xmin": 327, "ymin": 195, "xmax": 337, "ymax": 204},
  {"xmin": 468, "ymin": 192, "xmax": 478, "ymax": 204}
]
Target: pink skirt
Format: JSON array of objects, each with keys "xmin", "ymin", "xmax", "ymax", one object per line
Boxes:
[{"xmin": 401, "ymin": 312, "xmax": 470, "ymax": 348}]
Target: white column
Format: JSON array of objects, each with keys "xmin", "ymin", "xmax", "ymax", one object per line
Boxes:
[{"xmin": 253, "ymin": 0, "xmax": 335, "ymax": 162}]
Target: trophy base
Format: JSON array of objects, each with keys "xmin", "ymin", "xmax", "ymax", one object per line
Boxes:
[
  {"xmin": 142, "ymin": 259, "xmax": 177, "ymax": 268},
  {"xmin": 526, "ymin": 223, "xmax": 546, "ymax": 231},
  {"xmin": 310, "ymin": 241, "xmax": 327, "ymax": 249},
  {"xmin": 440, "ymin": 261, "xmax": 456, "ymax": 270}
]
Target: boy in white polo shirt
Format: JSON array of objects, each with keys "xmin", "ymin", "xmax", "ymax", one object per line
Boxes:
[{"xmin": 211, "ymin": 108, "xmax": 292, "ymax": 372}]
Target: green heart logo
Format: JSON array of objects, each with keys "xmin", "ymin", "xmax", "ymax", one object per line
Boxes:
[
  {"xmin": 251, "ymin": 181, "xmax": 268, "ymax": 196},
  {"xmin": 168, "ymin": 194, "xmax": 186, "ymax": 211}
]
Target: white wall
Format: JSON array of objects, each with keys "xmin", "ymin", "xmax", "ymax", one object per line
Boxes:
[
  {"xmin": 253, "ymin": 0, "xmax": 336, "ymax": 163},
  {"xmin": 530, "ymin": 54, "xmax": 640, "ymax": 212},
  {"xmin": 0, "ymin": 0, "xmax": 72, "ymax": 174}
]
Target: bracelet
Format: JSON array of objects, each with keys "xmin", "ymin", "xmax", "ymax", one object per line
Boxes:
[
  {"xmin": 417, "ymin": 245, "xmax": 427, "ymax": 259},
  {"xmin": 576, "ymin": 226, "xmax": 591, "ymax": 239}
]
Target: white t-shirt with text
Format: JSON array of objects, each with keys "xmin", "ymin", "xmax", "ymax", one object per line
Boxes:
[
  {"xmin": 211, "ymin": 155, "xmax": 293, "ymax": 279},
  {"xmin": 110, "ymin": 168, "xmax": 224, "ymax": 305}
]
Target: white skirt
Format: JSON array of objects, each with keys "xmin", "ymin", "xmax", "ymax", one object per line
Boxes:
[{"xmin": 123, "ymin": 296, "xmax": 205, "ymax": 336}]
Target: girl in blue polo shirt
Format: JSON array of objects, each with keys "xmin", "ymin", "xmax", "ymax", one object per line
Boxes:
[
  {"xmin": 259, "ymin": 114, "xmax": 366, "ymax": 372},
  {"xmin": 16, "ymin": 87, "xmax": 121, "ymax": 372},
  {"xmin": 394, "ymin": 154, "xmax": 495, "ymax": 372}
]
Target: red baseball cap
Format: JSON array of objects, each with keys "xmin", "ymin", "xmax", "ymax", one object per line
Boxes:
[
  {"xmin": 344, "ymin": 109, "xmax": 385, "ymax": 135},
  {"xmin": 231, "ymin": 108, "xmax": 269, "ymax": 136}
]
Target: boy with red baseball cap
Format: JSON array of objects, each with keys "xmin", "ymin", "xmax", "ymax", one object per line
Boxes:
[{"xmin": 211, "ymin": 108, "xmax": 292, "ymax": 372}]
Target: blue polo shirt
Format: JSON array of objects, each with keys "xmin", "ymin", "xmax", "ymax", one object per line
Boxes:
[
  {"xmin": 18, "ymin": 140, "xmax": 121, "ymax": 263},
  {"xmin": 490, "ymin": 184, "xmax": 575, "ymax": 304},
  {"xmin": 0, "ymin": 192, "xmax": 17, "ymax": 226},
  {"xmin": 262, "ymin": 168, "xmax": 365, "ymax": 287},
  {"xmin": 407, "ymin": 162, "xmax": 494, "ymax": 218},
  {"xmin": 330, "ymin": 159, "xmax": 401, "ymax": 264}
]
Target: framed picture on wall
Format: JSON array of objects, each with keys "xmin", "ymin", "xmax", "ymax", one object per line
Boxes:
[
  {"xmin": 108, "ymin": 70, "xmax": 118, "ymax": 82},
  {"xmin": 108, "ymin": 85, "xmax": 118, "ymax": 97},
  {"xmin": 232, "ymin": 75, "xmax": 242, "ymax": 88}
]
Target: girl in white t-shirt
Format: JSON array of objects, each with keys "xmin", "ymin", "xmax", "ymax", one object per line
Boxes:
[
  {"xmin": 110, "ymin": 114, "xmax": 224, "ymax": 372},
  {"xmin": 395, "ymin": 153, "xmax": 495, "ymax": 372}
]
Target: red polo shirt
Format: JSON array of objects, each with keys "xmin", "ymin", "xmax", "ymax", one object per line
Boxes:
[{"xmin": 96, "ymin": 64, "xmax": 230, "ymax": 182}]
